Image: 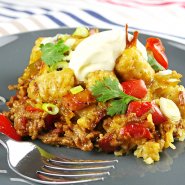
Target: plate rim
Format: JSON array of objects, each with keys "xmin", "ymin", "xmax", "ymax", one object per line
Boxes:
[{"xmin": 0, "ymin": 26, "xmax": 185, "ymax": 45}]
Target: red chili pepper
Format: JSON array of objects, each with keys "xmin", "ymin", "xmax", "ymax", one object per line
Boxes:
[
  {"xmin": 120, "ymin": 123, "xmax": 151, "ymax": 139},
  {"xmin": 121, "ymin": 79, "xmax": 147, "ymax": 99},
  {"xmin": 0, "ymin": 114, "xmax": 21, "ymax": 141},
  {"xmin": 25, "ymin": 105, "xmax": 43, "ymax": 112},
  {"xmin": 146, "ymin": 37, "xmax": 168, "ymax": 69}
]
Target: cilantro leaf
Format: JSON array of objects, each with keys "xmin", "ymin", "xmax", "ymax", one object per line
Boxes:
[
  {"xmin": 40, "ymin": 40, "xmax": 69, "ymax": 66},
  {"xmin": 107, "ymin": 99, "xmax": 127, "ymax": 116},
  {"xmin": 91, "ymin": 78, "xmax": 138, "ymax": 116},
  {"xmin": 91, "ymin": 78, "xmax": 123, "ymax": 102}
]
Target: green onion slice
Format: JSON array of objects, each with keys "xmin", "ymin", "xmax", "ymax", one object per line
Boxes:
[
  {"xmin": 42, "ymin": 103, "xmax": 59, "ymax": 115},
  {"xmin": 70, "ymin": 85, "xmax": 84, "ymax": 94}
]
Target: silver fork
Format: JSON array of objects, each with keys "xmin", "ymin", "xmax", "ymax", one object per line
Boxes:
[{"xmin": 0, "ymin": 133, "xmax": 118, "ymax": 184}]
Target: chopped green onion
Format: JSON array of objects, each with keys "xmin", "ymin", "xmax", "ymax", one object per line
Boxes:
[
  {"xmin": 70, "ymin": 85, "xmax": 84, "ymax": 94},
  {"xmin": 42, "ymin": 103, "xmax": 59, "ymax": 115},
  {"xmin": 73, "ymin": 27, "xmax": 89, "ymax": 38},
  {"xmin": 49, "ymin": 61, "xmax": 69, "ymax": 71}
]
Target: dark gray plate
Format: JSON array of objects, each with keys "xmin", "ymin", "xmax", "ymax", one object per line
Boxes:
[{"xmin": 0, "ymin": 28, "xmax": 185, "ymax": 185}]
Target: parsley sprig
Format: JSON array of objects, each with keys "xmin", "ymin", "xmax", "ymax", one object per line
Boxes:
[
  {"xmin": 91, "ymin": 78, "xmax": 138, "ymax": 116},
  {"xmin": 40, "ymin": 40, "xmax": 69, "ymax": 66}
]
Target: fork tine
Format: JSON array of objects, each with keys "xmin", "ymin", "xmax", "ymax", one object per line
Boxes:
[
  {"xmin": 37, "ymin": 170, "xmax": 110, "ymax": 177},
  {"xmin": 40, "ymin": 156, "xmax": 117, "ymax": 184},
  {"xmin": 48, "ymin": 158, "xmax": 118, "ymax": 165},
  {"xmin": 38, "ymin": 159, "xmax": 112, "ymax": 184},
  {"xmin": 37, "ymin": 171, "xmax": 104, "ymax": 183},
  {"xmin": 44, "ymin": 158, "xmax": 116, "ymax": 171},
  {"xmin": 43, "ymin": 164, "xmax": 115, "ymax": 171}
]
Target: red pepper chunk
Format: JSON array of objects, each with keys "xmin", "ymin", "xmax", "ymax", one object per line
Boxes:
[
  {"xmin": 127, "ymin": 101, "xmax": 166, "ymax": 125},
  {"xmin": 120, "ymin": 123, "xmax": 151, "ymax": 139},
  {"xmin": 146, "ymin": 37, "xmax": 168, "ymax": 69},
  {"xmin": 121, "ymin": 79, "xmax": 147, "ymax": 99},
  {"xmin": 0, "ymin": 114, "xmax": 21, "ymax": 141},
  {"xmin": 127, "ymin": 101, "xmax": 152, "ymax": 117}
]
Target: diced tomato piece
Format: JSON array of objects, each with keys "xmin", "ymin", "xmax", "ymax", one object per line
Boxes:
[
  {"xmin": 120, "ymin": 123, "xmax": 151, "ymax": 139},
  {"xmin": 151, "ymin": 103, "xmax": 167, "ymax": 124},
  {"xmin": 127, "ymin": 101, "xmax": 152, "ymax": 117},
  {"xmin": 146, "ymin": 37, "xmax": 168, "ymax": 69},
  {"xmin": 62, "ymin": 89, "xmax": 96, "ymax": 111},
  {"xmin": 0, "ymin": 114, "xmax": 21, "ymax": 141},
  {"xmin": 98, "ymin": 134, "xmax": 116, "ymax": 153},
  {"xmin": 121, "ymin": 79, "xmax": 147, "ymax": 99},
  {"xmin": 25, "ymin": 105, "xmax": 43, "ymax": 112}
]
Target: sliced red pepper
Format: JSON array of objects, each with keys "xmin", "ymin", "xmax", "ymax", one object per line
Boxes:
[
  {"xmin": 120, "ymin": 123, "xmax": 151, "ymax": 139},
  {"xmin": 0, "ymin": 114, "xmax": 21, "ymax": 141},
  {"xmin": 121, "ymin": 79, "xmax": 147, "ymax": 99},
  {"xmin": 146, "ymin": 37, "xmax": 168, "ymax": 69}
]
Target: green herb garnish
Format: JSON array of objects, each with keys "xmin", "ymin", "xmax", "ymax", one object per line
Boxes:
[
  {"xmin": 91, "ymin": 78, "xmax": 138, "ymax": 116},
  {"xmin": 147, "ymin": 52, "xmax": 165, "ymax": 72},
  {"xmin": 40, "ymin": 40, "xmax": 69, "ymax": 66}
]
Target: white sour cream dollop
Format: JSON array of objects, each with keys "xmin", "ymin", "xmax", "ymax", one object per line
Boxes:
[{"xmin": 69, "ymin": 29, "xmax": 147, "ymax": 81}]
